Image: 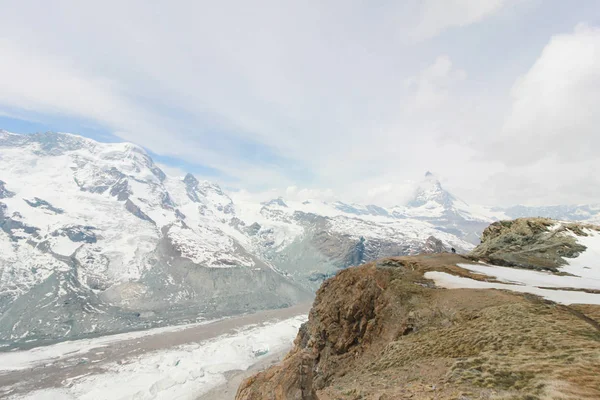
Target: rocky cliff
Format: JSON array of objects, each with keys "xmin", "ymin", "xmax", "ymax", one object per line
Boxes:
[
  {"xmin": 236, "ymin": 219, "xmax": 600, "ymax": 400},
  {"xmin": 470, "ymin": 217, "xmax": 600, "ymax": 271}
]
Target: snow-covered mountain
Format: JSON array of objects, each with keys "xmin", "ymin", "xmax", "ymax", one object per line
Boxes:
[
  {"xmin": 390, "ymin": 172, "xmax": 496, "ymax": 243},
  {"xmin": 233, "ymin": 196, "xmax": 474, "ymax": 286},
  {"xmin": 0, "ymin": 131, "xmax": 312, "ymax": 346},
  {"xmin": 0, "ymin": 131, "xmax": 474, "ymax": 346},
  {"xmin": 335, "ymin": 171, "xmax": 600, "ymax": 244},
  {"xmin": 302, "ymin": 172, "xmax": 497, "ymax": 245},
  {"xmin": 2, "ymin": 131, "xmax": 598, "ymax": 346}
]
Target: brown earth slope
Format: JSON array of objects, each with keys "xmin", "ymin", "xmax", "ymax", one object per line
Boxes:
[{"xmin": 235, "ymin": 254, "xmax": 600, "ymax": 400}]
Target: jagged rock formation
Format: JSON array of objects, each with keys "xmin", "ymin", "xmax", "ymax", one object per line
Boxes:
[
  {"xmin": 236, "ymin": 221, "xmax": 600, "ymax": 400},
  {"xmin": 422, "ymin": 235, "xmax": 447, "ymax": 254},
  {"xmin": 471, "ymin": 218, "xmax": 600, "ymax": 271}
]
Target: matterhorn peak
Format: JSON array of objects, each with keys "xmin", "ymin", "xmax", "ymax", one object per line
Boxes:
[{"xmin": 407, "ymin": 171, "xmax": 454, "ymax": 208}]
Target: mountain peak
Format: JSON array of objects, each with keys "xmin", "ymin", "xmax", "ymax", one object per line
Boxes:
[
  {"xmin": 262, "ymin": 197, "xmax": 288, "ymax": 208},
  {"xmin": 183, "ymin": 173, "xmax": 199, "ymax": 187},
  {"xmin": 407, "ymin": 172, "xmax": 455, "ymax": 208}
]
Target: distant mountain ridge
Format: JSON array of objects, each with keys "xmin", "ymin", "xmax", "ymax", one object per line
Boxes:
[
  {"xmin": 0, "ymin": 131, "xmax": 472, "ymax": 346},
  {"xmin": 1, "ymin": 130, "xmax": 599, "ymax": 346}
]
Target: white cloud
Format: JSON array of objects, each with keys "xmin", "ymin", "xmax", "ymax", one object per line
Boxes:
[
  {"xmin": 364, "ymin": 183, "xmax": 416, "ymax": 207},
  {"xmin": 0, "ymin": 39, "xmax": 147, "ymax": 133},
  {"xmin": 496, "ymin": 24, "xmax": 600, "ymax": 165},
  {"xmin": 230, "ymin": 186, "xmax": 337, "ymax": 206},
  {"xmin": 410, "ymin": 0, "xmax": 508, "ymax": 40},
  {"xmin": 155, "ymin": 163, "xmax": 187, "ymax": 179},
  {"xmin": 406, "ymin": 55, "xmax": 467, "ymax": 111},
  {"xmin": 285, "ymin": 186, "xmax": 336, "ymax": 202},
  {"xmin": 0, "ymin": 1, "xmax": 597, "ymax": 207},
  {"xmin": 476, "ymin": 23, "xmax": 600, "ymax": 205}
]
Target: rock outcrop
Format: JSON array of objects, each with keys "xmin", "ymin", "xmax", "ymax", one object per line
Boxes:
[
  {"xmin": 422, "ymin": 235, "xmax": 447, "ymax": 254},
  {"xmin": 470, "ymin": 218, "xmax": 599, "ymax": 271},
  {"xmin": 236, "ymin": 220, "xmax": 600, "ymax": 400}
]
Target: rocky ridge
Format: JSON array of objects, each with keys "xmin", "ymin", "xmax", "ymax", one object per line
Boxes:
[
  {"xmin": 470, "ymin": 217, "xmax": 600, "ymax": 271},
  {"xmin": 236, "ymin": 219, "xmax": 600, "ymax": 400}
]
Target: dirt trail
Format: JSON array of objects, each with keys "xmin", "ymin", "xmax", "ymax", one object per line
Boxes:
[{"xmin": 0, "ymin": 303, "xmax": 311, "ymax": 398}]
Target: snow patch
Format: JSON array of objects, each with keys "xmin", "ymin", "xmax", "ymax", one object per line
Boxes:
[
  {"xmin": 562, "ymin": 228, "xmax": 600, "ymax": 280},
  {"xmin": 457, "ymin": 263, "xmax": 600, "ymax": 291},
  {"xmin": 425, "ymin": 271, "xmax": 600, "ymax": 305}
]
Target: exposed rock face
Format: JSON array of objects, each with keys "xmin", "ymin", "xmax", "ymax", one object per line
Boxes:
[
  {"xmin": 0, "ymin": 203, "xmax": 40, "ymax": 239},
  {"xmin": 470, "ymin": 218, "xmax": 599, "ymax": 271},
  {"xmin": 125, "ymin": 199, "xmax": 155, "ymax": 224},
  {"xmin": 422, "ymin": 235, "xmax": 446, "ymax": 254},
  {"xmin": 0, "ymin": 180, "xmax": 15, "ymax": 199},
  {"xmin": 236, "ymin": 253, "xmax": 600, "ymax": 400},
  {"xmin": 50, "ymin": 225, "xmax": 97, "ymax": 243},
  {"xmin": 23, "ymin": 197, "xmax": 64, "ymax": 214}
]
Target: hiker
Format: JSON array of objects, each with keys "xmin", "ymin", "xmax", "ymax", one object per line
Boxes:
[{"xmin": 451, "ymin": 247, "xmax": 456, "ymax": 254}]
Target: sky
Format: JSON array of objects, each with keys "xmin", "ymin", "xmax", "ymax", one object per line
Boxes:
[{"xmin": 0, "ymin": 0, "xmax": 599, "ymax": 207}]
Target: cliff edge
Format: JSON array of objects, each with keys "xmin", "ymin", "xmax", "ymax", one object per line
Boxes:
[{"xmin": 235, "ymin": 219, "xmax": 600, "ymax": 399}]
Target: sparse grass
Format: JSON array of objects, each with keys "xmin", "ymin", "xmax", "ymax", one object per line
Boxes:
[
  {"xmin": 237, "ymin": 254, "xmax": 600, "ymax": 400},
  {"xmin": 369, "ymin": 301, "xmax": 600, "ymax": 399}
]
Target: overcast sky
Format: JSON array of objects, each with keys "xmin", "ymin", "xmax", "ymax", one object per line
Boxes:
[{"xmin": 1, "ymin": 0, "xmax": 599, "ymax": 207}]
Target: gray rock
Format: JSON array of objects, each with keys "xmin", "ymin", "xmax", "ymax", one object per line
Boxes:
[
  {"xmin": 110, "ymin": 178, "xmax": 131, "ymax": 201},
  {"xmin": 470, "ymin": 218, "xmax": 596, "ymax": 271},
  {"xmin": 262, "ymin": 197, "xmax": 288, "ymax": 208},
  {"xmin": 24, "ymin": 197, "xmax": 64, "ymax": 214},
  {"xmin": 0, "ymin": 203, "xmax": 40, "ymax": 239},
  {"xmin": 51, "ymin": 225, "xmax": 97, "ymax": 243},
  {"xmin": 0, "ymin": 180, "xmax": 15, "ymax": 199},
  {"xmin": 125, "ymin": 199, "xmax": 155, "ymax": 224},
  {"xmin": 422, "ymin": 236, "xmax": 447, "ymax": 254},
  {"xmin": 183, "ymin": 173, "xmax": 201, "ymax": 202}
]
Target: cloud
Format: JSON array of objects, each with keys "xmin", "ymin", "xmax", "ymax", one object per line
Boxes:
[
  {"xmin": 406, "ymin": 55, "xmax": 467, "ymax": 111},
  {"xmin": 410, "ymin": 0, "xmax": 508, "ymax": 40},
  {"xmin": 0, "ymin": 39, "xmax": 150, "ymax": 135},
  {"xmin": 0, "ymin": 34, "xmax": 300, "ymax": 187},
  {"xmin": 0, "ymin": 1, "xmax": 597, "ymax": 207},
  {"xmin": 0, "ymin": 2, "xmax": 503, "ymax": 189},
  {"xmin": 475, "ymin": 23, "xmax": 600, "ymax": 205},
  {"xmin": 494, "ymin": 23, "xmax": 600, "ymax": 165},
  {"xmin": 229, "ymin": 186, "xmax": 336, "ymax": 205},
  {"xmin": 364, "ymin": 183, "xmax": 416, "ymax": 207},
  {"xmin": 155, "ymin": 163, "xmax": 187, "ymax": 179}
]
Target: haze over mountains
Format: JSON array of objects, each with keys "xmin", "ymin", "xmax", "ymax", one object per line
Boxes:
[{"xmin": 1, "ymin": 130, "xmax": 600, "ymax": 346}]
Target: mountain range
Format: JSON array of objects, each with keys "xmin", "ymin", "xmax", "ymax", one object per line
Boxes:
[{"xmin": 1, "ymin": 130, "xmax": 599, "ymax": 346}]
